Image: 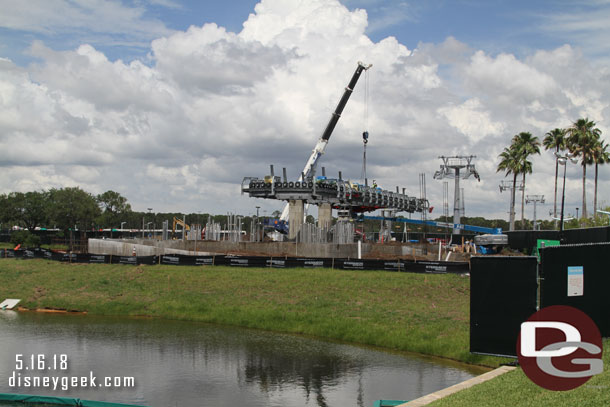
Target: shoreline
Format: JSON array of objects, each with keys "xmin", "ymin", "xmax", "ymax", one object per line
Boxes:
[{"xmin": 0, "ymin": 258, "xmax": 509, "ymax": 368}]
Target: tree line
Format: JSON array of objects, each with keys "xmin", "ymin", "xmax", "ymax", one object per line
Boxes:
[
  {"xmin": 497, "ymin": 117, "xmax": 609, "ymax": 230},
  {"xmin": 0, "ymin": 187, "xmax": 259, "ymax": 235}
]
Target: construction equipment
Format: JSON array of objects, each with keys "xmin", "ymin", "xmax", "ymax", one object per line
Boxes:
[
  {"xmin": 278, "ymin": 61, "xmax": 372, "ymax": 224},
  {"xmin": 172, "ymin": 217, "xmax": 190, "ymax": 239}
]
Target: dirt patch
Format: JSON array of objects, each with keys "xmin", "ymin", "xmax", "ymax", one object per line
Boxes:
[{"xmin": 30, "ymin": 286, "xmax": 47, "ymax": 301}]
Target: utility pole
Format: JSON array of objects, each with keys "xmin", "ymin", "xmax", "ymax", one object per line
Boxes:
[
  {"xmin": 433, "ymin": 156, "xmax": 480, "ymax": 235},
  {"xmin": 526, "ymin": 195, "xmax": 545, "ymax": 230}
]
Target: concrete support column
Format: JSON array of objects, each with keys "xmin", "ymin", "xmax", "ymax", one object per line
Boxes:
[
  {"xmin": 318, "ymin": 203, "xmax": 332, "ymax": 230},
  {"xmin": 288, "ymin": 199, "xmax": 304, "ymax": 240}
]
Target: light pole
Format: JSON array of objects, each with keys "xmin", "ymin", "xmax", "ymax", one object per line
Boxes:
[
  {"xmin": 556, "ymin": 152, "xmax": 578, "ymax": 240},
  {"xmin": 121, "ymin": 221, "xmax": 126, "ymax": 230}
]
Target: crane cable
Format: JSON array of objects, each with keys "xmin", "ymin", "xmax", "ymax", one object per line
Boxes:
[{"xmin": 361, "ymin": 68, "xmax": 370, "ymax": 182}]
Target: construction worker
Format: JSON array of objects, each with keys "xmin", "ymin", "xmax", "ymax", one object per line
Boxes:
[{"xmin": 372, "ymin": 180, "xmax": 378, "ymax": 189}]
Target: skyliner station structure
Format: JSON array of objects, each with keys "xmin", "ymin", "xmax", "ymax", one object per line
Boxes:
[
  {"xmin": 240, "ymin": 61, "xmax": 429, "ymax": 239},
  {"xmin": 242, "ymin": 168, "xmax": 429, "ymax": 238}
]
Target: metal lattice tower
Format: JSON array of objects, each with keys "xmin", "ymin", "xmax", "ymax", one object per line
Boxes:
[
  {"xmin": 420, "ymin": 173, "xmax": 427, "ymax": 238},
  {"xmin": 526, "ymin": 195, "xmax": 545, "ymax": 231},
  {"xmin": 433, "ymin": 156, "xmax": 480, "ymax": 234},
  {"xmin": 499, "ymin": 180, "xmax": 524, "ymax": 231}
]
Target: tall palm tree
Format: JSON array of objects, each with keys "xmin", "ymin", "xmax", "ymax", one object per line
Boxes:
[
  {"xmin": 567, "ymin": 118, "xmax": 601, "ymax": 219},
  {"xmin": 497, "ymin": 145, "xmax": 521, "ymax": 231},
  {"xmin": 592, "ymin": 139, "xmax": 609, "ymax": 216},
  {"xmin": 543, "ymin": 128, "xmax": 567, "ymax": 219},
  {"xmin": 512, "ymin": 132, "xmax": 541, "ymax": 227}
]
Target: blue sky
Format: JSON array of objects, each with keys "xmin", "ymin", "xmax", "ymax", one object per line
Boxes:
[
  {"xmin": 1, "ymin": 0, "xmax": 609, "ymax": 219},
  {"xmin": 3, "ymin": 0, "xmax": 608, "ymax": 65}
]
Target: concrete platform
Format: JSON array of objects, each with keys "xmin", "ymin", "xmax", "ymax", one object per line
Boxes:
[{"xmin": 398, "ymin": 365, "xmax": 516, "ymax": 406}]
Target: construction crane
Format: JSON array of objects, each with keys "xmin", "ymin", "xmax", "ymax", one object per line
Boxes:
[{"xmin": 278, "ymin": 61, "xmax": 372, "ymax": 223}]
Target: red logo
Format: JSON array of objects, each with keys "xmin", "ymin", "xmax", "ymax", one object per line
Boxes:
[{"xmin": 517, "ymin": 305, "xmax": 603, "ymax": 391}]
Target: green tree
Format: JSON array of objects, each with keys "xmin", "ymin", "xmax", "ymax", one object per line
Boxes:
[
  {"xmin": 0, "ymin": 191, "xmax": 50, "ymax": 231},
  {"xmin": 591, "ymin": 140, "xmax": 609, "ymax": 217},
  {"xmin": 543, "ymin": 128, "xmax": 567, "ymax": 219},
  {"xmin": 10, "ymin": 230, "xmax": 41, "ymax": 248},
  {"xmin": 48, "ymin": 187, "xmax": 101, "ymax": 231},
  {"xmin": 0, "ymin": 193, "xmax": 15, "ymax": 227},
  {"xmin": 96, "ymin": 190, "xmax": 132, "ymax": 228},
  {"xmin": 497, "ymin": 145, "xmax": 522, "ymax": 231},
  {"xmin": 567, "ymin": 118, "xmax": 601, "ymax": 219},
  {"xmin": 512, "ymin": 132, "xmax": 541, "ymax": 227}
]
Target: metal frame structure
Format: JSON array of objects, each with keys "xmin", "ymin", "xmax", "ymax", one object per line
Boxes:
[
  {"xmin": 499, "ymin": 179, "xmax": 524, "ymax": 231},
  {"xmin": 242, "ymin": 171, "xmax": 429, "ymax": 216},
  {"xmin": 525, "ymin": 194, "xmax": 545, "ymax": 230},
  {"xmin": 433, "ymin": 155, "xmax": 480, "ymax": 234}
]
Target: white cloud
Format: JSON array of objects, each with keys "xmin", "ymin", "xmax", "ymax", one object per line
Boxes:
[
  {"xmin": 1, "ymin": 0, "xmax": 609, "ymax": 220},
  {"xmin": 439, "ymin": 98, "xmax": 505, "ymax": 142},
  {"xmin": 0, "ymin": 0, "xmax": 173, "ymax": 41}
]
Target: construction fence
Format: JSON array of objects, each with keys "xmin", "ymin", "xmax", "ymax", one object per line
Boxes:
[
  {"xmin": 470, "ymin": 242, "xmax": 610, "ymax": 358},
  {"xmin": 506, "ymin": 225, "xmax": 610, "ymax": 251},
  {"xmin": 0, "ymin": 248, "xmax": 470, "ymax": 274}
]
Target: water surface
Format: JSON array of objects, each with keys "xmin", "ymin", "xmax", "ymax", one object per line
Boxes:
[{"xmin": 0, "ymin": 311, "xmax": 482, "ymax": 407}]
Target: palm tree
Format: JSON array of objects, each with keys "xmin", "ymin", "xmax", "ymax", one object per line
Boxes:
[
  {"xmin": 592, "ymin": 139, "xmax": 609, "ymax": 216},
  {"xmin": 543, "ymin": 128, "xmax": 567, "ymax": 219},
  {"xmin": 512, "ymin": 132, "xmax": 541, "ymax": 227},
  {"xmin": 567, "ymin": 118, "xmax": 601, "ymax": 219},
  {"xmin": 497, "ymin": 145, "xmax": 521, "ymax": 231}
]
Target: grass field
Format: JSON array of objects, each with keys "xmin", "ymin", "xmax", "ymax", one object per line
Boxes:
[
  {"xmin": 1, "ymin": 258, "xmax": 608, "ymax": 406},
  {"xmin": 0, "ymin": 258, "xmax": 504, "ymax": 366},
  {"xmin": 429, "ymin": 338, "xmax": 610, "ymax": 406}
]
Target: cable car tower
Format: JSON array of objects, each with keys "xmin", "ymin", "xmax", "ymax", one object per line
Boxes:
[{"xmin": 433, "ymin": 155, "xmax": 480, "ymax": 235}]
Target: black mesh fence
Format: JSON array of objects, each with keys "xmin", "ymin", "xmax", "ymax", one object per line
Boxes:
[
  {"xmin": 470, "ymin": 256, "xmax": 538, "ymax": 357},
  {"xmin": 507, "ymin": 226, "xmax": 610, "ymax": 251},
  {"xmin": 0, "ymin": 249, "xmax": 470, "ymax": 274},
  {"xmin": 540, "ymin": 243, "xmax": 610, "ymax": 337}
]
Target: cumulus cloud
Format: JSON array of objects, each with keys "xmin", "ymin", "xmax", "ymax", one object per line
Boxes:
[{"xmin": 1, "ymin": 0, "xmax": 609, "ymax": 220}]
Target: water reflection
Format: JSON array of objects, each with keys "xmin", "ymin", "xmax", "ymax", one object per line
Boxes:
[{"xmin": 0, "ymin": 312, "xmax": 481, "ymax": 407}]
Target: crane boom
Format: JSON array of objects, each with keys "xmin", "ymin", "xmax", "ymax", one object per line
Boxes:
[{"xmin": 280, "ymin": 61, "xmax": 372, "ymax": 221}]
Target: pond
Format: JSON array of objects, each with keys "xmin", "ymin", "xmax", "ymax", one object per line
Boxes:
[{"xmin": 0, "ymin": 311, "xmax": 484, "ymax": 407}]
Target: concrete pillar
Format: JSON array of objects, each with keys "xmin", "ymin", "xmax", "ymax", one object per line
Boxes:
[
  {"xmin": 318, "ymin": 203, "xmax": 332, "ymax": 230},
  {"xmin": 288, "ymin": 199, "xmax": 304, "ymax": 240}
]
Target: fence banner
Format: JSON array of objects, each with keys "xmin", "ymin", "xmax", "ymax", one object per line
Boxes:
[
  {"xmin": 160, "ymin": 254, "xmax": 215, "ymax": 266},
  {"xmin": 404, "ymin": 260, "xmax": 470, "ymax": 274},
  {"xmin": 89, "ymin": 254, "xmax": 110, "ymax": 264},
  {"xmin": 112, "ymin": 256, "xmax": 138, "ymax": 265},
  {"xmin": 294, "ymin": 258, "xmax": 333, "ymax": 268},
  {"xmin": 224, "ymin": 256, "xmax": 268, "ymax": 268},
  {"xmin": 1, "ymin": 247, "xmax": 470, "ymax": 275}
]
